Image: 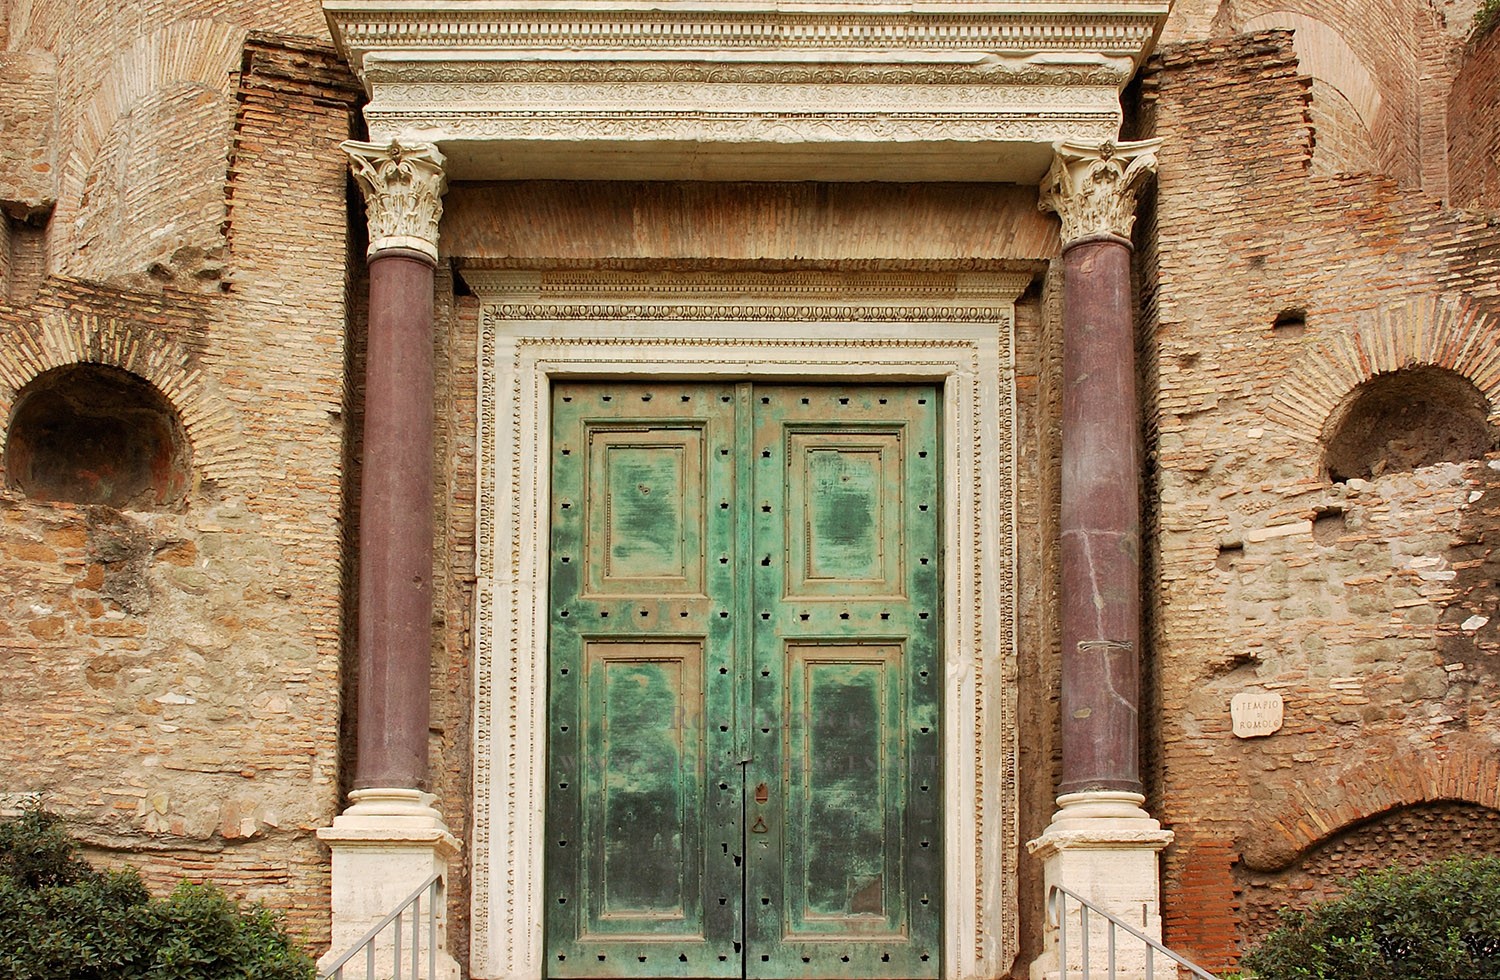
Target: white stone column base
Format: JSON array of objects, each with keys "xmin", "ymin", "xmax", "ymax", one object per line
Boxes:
[
  {"xmin": 318, "ymin": 788, "xmax": 463, "ymax": 980},
  {"xmin": 1026, "ymin": 792, "xmax": 1176, "ymax": 980}
]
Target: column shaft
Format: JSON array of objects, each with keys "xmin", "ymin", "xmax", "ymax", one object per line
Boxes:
[
  {"xmin": 1058, "ymin": 236, "xmax": 1141, "ymax": 796},
  {"xmin": 355, "ymin": 250, "xmax": 435, "ymax": 790}
]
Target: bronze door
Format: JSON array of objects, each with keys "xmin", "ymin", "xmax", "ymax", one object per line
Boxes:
[{"xmin": 546, "ymin": 381, "xmax": 941, "ymax": 979}]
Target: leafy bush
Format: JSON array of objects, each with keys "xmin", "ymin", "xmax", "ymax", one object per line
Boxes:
[
  {"xmin": 1478, "ymin": 0, "xmax": 1500, "ymax": 40},
  {"xmin": 0, "ymin": 810, "xmax": 315, "ymax": 979},
  {"xmin": 1241, "ymin": 855, "xmax": 1500, "ymax": 980}
]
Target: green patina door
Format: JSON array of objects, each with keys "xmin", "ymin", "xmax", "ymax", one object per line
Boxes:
[{"xmin": 546, "ymin": 381, "xmax": 941, "ymax": 979}]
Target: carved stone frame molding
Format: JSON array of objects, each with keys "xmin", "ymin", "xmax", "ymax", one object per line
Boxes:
[{"xmin": 469, "ymin": 268, "xmax": 1026, "ymax": 980}]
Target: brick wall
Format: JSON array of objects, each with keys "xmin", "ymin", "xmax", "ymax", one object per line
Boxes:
[
  {"xmin": 0, "ymin": 50, "xmax": 55, "ymax": 210},
  {"xmin": 1161, "ymin": 0, "xmax": 1437, "ymax": 188},
  {"xmin": 2, "ymin": 2, "xmax": 327, "ymax": 282},
  {"xmin": 1237, "ymin": 802, "xmax": 1500, "ymax": 939},
  {"xmin": 1447, "ymin": 28, "xmax": 1500, "ymax": 214},
  {"xmin": 1305, "ymin": 78, "xmax": 1379, "ymax": 176},
  {"xmin": 1014, "ymin": 277, "xmax": 1065, "ymax": 974},
  {"xmin": 0, "ymin": 34, "xmax": 358, "ymax": 948},
  {"xmin": 432, "ymin": 271, "xmax": 480, "ymax": 964},
  {"xmin": 1141, "ymin": 30, "xmax": 1500, "ymax": 970}
]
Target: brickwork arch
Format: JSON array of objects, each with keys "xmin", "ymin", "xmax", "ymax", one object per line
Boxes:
[
  {"xmin": 1267, "ymin": 293, "xmax": 1500, "ymax": 456},
  {"xmin": 1241, "ymin": 10, "xmax": 1414, "ymax": 182},
  {"xmin": 0, "ymin": 311, "xmax": 252, "ymax": 486},
  {"xmin": 1242, "ymin": 13, "xmax": 1381, "ymax": 132},
  {"xmin": 51, "ymin": 19, "xmax": 247, "ymax": 276},
  {"xmin": 1239, "ymin": 739, "xmax": 1500, "ymax": 871}
]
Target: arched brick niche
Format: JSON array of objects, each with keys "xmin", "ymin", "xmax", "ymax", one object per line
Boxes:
[
  {"xmin": 1321, "ymin": 365, "xmax": 1494, "ymax": 482},
  {"xmin": 50, "ymin": 20, "xmax": 246, "ymax": 281},
  {"xmin": 1235, "ymin": 801, "xmax": 1500, "ymax": 947},
  {"xmin": 1239, "ymin": 743, "xmax": 1500, "ymax": 870},
  {"xmin": 1305, "ymin": 77, "xmax": 1379, "ymax": 176},
  {"xmin": 3, "ymin": 363, "xmax": 191, "ymax": 509},
  {"xmin": 1231, "ymin": 744, "xmax": 1500, "ymax": 947},
  {"xmin": 1267, "ymin": 294, "xmax": 1500, "ymax": 472},
  {"xmin": 0, "ymin": 311, "xmax": 254, "ymax": 489},
  {"xmin": 1241, "ymin": 12, "xmax": 1398, "ymax": 180}
]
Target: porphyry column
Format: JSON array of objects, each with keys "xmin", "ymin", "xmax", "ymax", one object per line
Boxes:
[
  {"xmin": 1028, "ymin": 139, "xmax": 1174, "ymax": 980},
  {"xmin": 347, "ymin": 139, "xmax": 444, "ymax": 794},
  {"xmin": 318, "ymin": 139, "xmax": 459, "ymax": 979}
]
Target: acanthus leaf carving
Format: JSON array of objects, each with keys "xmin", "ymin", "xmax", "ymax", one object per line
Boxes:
[
  {"xmin": 1038, "ymin": 138, "xmax": 1162, "ymax": 246},
  {"xmin": 343, "ymin": 139, "xmax": 448, "ymax": 262}
]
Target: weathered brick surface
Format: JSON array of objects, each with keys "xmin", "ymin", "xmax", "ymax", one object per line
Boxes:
[
  {"xmin": 433, "ymin": 271, "xmax": 480, "ymax": 964},
  {"xmin": 0, "ymin": 51, "xmax": 56, "ymax": 210},
  {"xmin": 1161, "ymin": 0, "xmax": 1443, "ymax": 189},
  {"xmin": 1013, "ymin": 275, "xmax": 1066, "ymax": 975},
  {"xmin": 1141, "ymin": 30, "xmax": 1500, "ymax": 969},
  {"xmin": 0, "ymin": 33, "xmax": 358, "ymax": 949},
  {"xmin": 5, "ymin": 1, "xmax": 325, "ymax": 282},
  {"xmin": 1447, "ymin": 28, "xmax": 1500, "ymax": 214}
]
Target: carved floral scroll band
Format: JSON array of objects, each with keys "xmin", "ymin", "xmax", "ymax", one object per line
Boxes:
[
  {"xmin": 342, "ymin": 139, "xmax": 448, "ymax": 262},
  {"xmin": 1038, "ymin": 138, "xmax": 1162, "ymax": 246}
]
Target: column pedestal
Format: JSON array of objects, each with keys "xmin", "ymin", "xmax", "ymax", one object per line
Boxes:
[
  {"xmin": 1027, "ymin": 793, "xmax": 1174, "ymax": 980},
  {"xmin": 317, "ymin": 789, "xmax": 462, "ymax": 979}
]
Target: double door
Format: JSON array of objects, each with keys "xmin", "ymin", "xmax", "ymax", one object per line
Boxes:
[{"xmin": 546, "ymin": 381, "xmax": 941, "ymax": 978}]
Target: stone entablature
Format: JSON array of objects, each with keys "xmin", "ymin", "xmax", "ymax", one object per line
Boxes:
[{"xmin": 323, "ymin": 1, "xmax": 1170, "ymax": 182}]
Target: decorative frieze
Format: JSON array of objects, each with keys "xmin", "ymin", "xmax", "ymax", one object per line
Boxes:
[
  {"xmin": 468, "ymin": 269, "xmax": 1034, "ymax": 322},
  {"xmin": 1038, "ymin": 138, "xmax": 1162, "ymax": 245},
  {"xmin": 342, "ymin": 139, "xmax": 447, "ymax": 261},
  {"xmin": 324, "ymin": 1, "xmax": 1171, "ymax": 182},
  {"xmin": 327, "ymin": 4, "xmax": 1166, "ymax": 62}
]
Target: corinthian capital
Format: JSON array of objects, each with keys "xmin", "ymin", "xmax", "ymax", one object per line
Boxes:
[
  {"xmin": 1039, "ymin": 139, "xmax": 1162, "ymax": 246},
  {"xmin": 343, "ymin": 139, "xmax": 447, "ymax": 262}
]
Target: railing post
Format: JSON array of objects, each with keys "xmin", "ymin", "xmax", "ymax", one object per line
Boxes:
[
  {"xmin": 411, "ymin": 896, "xmax": 420, "ymax": 978},
  {"xmin": 1043, "ymin": 885, "xmax": 1223, "ymax": 980},
  {"xmin": 319, "ymin": 873, "xmax": 446, "ymax": 980},
  {"xmin": 1057, "ymin": 889, "xmax": 1069, "ymax": 977},
  {"xmin": 428, "ymin": 880, "xmax": 438, "ymax": 980},
  {"xmin": 1080, "ymin": 905, "xmax": 1090, "ymax": 977},
  {"xmin": 394, "ymin": 910, "xmax": 404, "ymax": 978}
]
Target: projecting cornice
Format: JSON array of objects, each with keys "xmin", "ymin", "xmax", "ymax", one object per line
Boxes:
[{"xmin": 323, "ymin": 1, "xmax": 1170, "ymax": 182}]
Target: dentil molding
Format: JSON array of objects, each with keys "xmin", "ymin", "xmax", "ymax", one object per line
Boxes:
[{"xmin": 323, "ymin": 1, "xmax": 1170, "ymax": 182}]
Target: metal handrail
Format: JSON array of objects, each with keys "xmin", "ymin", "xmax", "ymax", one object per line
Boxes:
[
  {"xmin": 319, "ymin": 873, "xmax": 443, "ymax": 980},
  {"xmin": 1048, "ymin": 884, "xmax": 1221, "ymax": 979}
]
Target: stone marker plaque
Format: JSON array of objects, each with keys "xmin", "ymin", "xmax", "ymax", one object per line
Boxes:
[{"xmin": 1231, "ymin": 691, "xmax": 1284, "ymax": 738}]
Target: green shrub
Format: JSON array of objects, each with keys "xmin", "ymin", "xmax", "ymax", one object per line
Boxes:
[
  {"xmin": 1241, "ymin": 855, "xmax": 1500, "ymax": 980},
  {"xmin": 1477, "ymin": 0, "xmax": 1500, "ymax": 40},
  {"xmin": 0, "ymin": 810, "xmax": 315, "ymax": 979}
]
